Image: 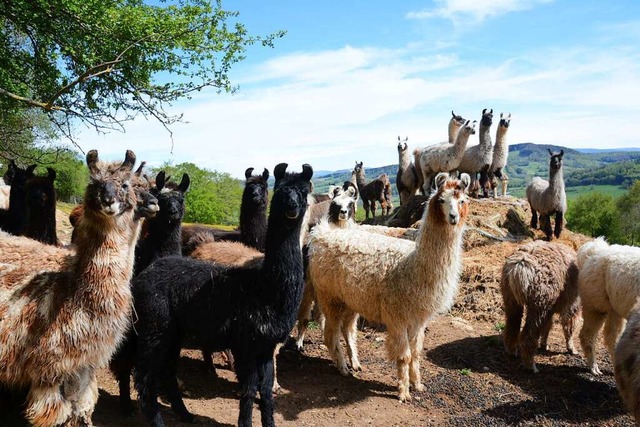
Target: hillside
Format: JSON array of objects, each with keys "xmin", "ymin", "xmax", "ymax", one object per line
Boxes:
[{"xmin": 311, "ymin": 143, "xmax": 640, "ymax": 198}]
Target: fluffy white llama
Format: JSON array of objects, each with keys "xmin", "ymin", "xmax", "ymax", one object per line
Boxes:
[
  {"xmin": 577, "ymin": 237, "xmax": 640, "ymax": 375},
  {"xmin": 488, "ymin": 112, "xmax": 512, "ymax": 197},
  {"xmin": 526, "ymin": 149, "xmax": 567, "ymax": 240},
  {"xmin": 309, "ymin": 172, "xmax": 470, "ymax": 401},
  {"xmin": 457, "ymin": 108, "xmax": 494, "ymax": 198},
  {"xmin": 0, "ymin": 150, "xmax": 141, "ymax": 426},
  {"xmin": 414, "ymin": 111, "xmax": 466, "ymax": 193},
  {"xmin": 614, "ymin": 303, "xmax": 640, "ymax": 423},
  {"xmin": 417, "ymin": 119, "xmax": 477, "ymax": 194},
  {"xmin": 501, "ymin": 241, "xmax": 580, "ymax": 373},
  {"xmin": 396, "ymin": 136, "xmax": 419, "ymax": 206}
]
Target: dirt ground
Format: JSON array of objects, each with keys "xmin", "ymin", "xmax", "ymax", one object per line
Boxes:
[{"xmin": 0, "ymin": 198, "xmax": 634, "ymax": 426}]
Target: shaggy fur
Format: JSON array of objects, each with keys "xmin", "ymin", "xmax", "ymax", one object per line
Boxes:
[
  {"xmin": 182, "ymin": 167, "xmax": 269, "ymax": 255},
  {"xmin": 0, "ymin": 150, "xmax": 141, "ymax": 427},
  {"xmin": 417, "ymin": 119, "xmax": 477, "ymax": 194},
  {"xmin": 24, "ymin": 167, "xmax": 58, "ymax": 246},
  {"xmin": 131, "ymin": 163, "xmax": 312, "ymax": 427},
  {"xmin": 309, "ymin": 172, "xmax": 470, "ymax": 401},
  {"xmin": 488, "ymin": 113, "xmax": 512, "ymax": 191},
  {"xmin": 526, "ymin": 149, "xmax": 567, "ymax": 240},
  {"xmin": 614, "ymin": 304, "xmax": 640, "ymax": 424},
  {"xmin": 501, "ymin": 241, "xmax": 580, "ymax": 373},
  {"xmin": 354, "ymin": 161, "xmax": 391, "ymax": 219},
  {"xmin": 577, "ymin": 237, "xmax": 640, "ymax": 375},
  {"xmin": 0, "ymin": 160, "xmax": 36, "ymax": 236},
  {"xmin": 396, "ymin": 137, "xmax": 419, "ymax": 206},
  {"xmin": 457, "ymin": 108, "xmax": 494, "ymax": 198},
  {"xmin": 0, "ymin": 185, "xmax": 9, "ymax": 210},
  {"xmin": 414, "ymin": 111, "xmax": 466, "ymax": 194}
]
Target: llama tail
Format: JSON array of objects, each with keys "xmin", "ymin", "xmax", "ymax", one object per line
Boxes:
[{"xmin": 502, "ymin": 252, "xmax": 536, "ymax": 306}]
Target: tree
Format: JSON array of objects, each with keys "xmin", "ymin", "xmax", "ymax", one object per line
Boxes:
[
  {"xmin": 617, "ymin": 179, "xmax": 640, "ymax": 245},
  {"xmin": 0, "ymin": 0, "xmax": 285, "ymax": 149},
  {"xmin": 152, "ymin": 162, "xmax": 242, "ymax": 225},
  {"xmin": 566, "ymin": 192, "xmax": 623, "ymax": 242}
]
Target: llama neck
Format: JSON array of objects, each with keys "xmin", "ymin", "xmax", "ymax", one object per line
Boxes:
[
  {"xmin": 25, "ymin": 206, "xmax": 58, "ymax": 245},
  {"xmin": 549, "ymin": 166, "xmax": 565, "ymax": 191},
  {"xmin": 479, "ymin": 124, "xmax": 492, "ymax": 148},
  {"xmin": 240, "ymin": 201, "xmax": 267, "ymax": 252},
  {"xmin": 135, "ymin": 219, "xmax": 182, "ymax": 274},
  {"xmin": 355, "ymin": 172, "xmax": 366, "ymax": 192},
  {"xmin": 399, "ymin": 151, "xmax": 412, "ymax": 171},
  {"xmin": 448, "ymin": 120, "xmax": 460, "ymax": 144},
  {"xmin": 7, "ymin": 188, "xmax": 27, "ymax": 234},
  {"xmin": 492, "ymin": 127, "xmax": 509, "ymax": 161},
  {"xmin": 452, "ymin": 130, "xmax": 471, "ymax": 158}
]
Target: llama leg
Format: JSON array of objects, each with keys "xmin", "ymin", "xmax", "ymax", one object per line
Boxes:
[
  {"xmin": 554, "ymin": 211, "xmax": 564, "ymax": 238},
  {"xmin": 540, "ymin": 215, "xmax": 553, "ymax": 240},
  {"xmin": 115, "ymin": 365, "xmax": 134, "ymax": 416},
  {"xmin": 519, "ymin": 307, "xmax": 551, "ymax": 373},
  {"xmin": 479, "ymin": 169, "xmax": 489, "ymax": 198},
  {"xmin": 561, "ymin": 304, "xmax": 580, "ymax": 355},
  {"xmin": 200, "ymin": 344, "xmax": 217, "ymax": 376},
  {"xmin": 539, "ymin": 312, "xmax": 555, "ymax": 352},
  {"xmin": 371, "ymin": 200, "xmax": 377, "ymax": 218},
  {"xmin": 386, "ymin": 325, "xmax": 412, "ymax": 402},
  {"xmin": 322, "ymin": 302, "xmax": 349, "ymax": 376},
  {"xmin": 135, "ymin": 335, "xmax": 168, "ymax": 427},
  {"xmin": 162, "ymin": 340, "xmax": 193, "ymax": 422},
  {"xmin": 530, "ymin": 207, "xmax": 538, "ymax": 229},
  {"xmin": 272, "ymin": 343, "xmax": 283, "ymax": 393},
  {"xmin": 604, "ymin": 311, "xmax": 626, "ymax": 363},
  {"xmin": 258, "ymin": 355, "xmax": 276, "ymax": 427},
  {"xmin": 341, "ymin": 310, "xmax": 361, "ymax": 372},
  {"xmin": 363, "ymin": 200, "xmax": 370, "ymax": 219},
  {"xmin": 25, "ymin": 384, "xmax": 72, "ymax": 427},
  {"xmin": 579, "ymin": 308, "xmax": 607, "ymax": 375},
  {"xmin": 236, "ymin": 355, "xmax": 259, "ymax": 427},
  {"xmin": 295, "ymin": 280, "xmax": 316, "ymax": 351},
  {"xmin": 502, "ymin": 287, "xmax": 524, "ymax": 357},
  {"xmin": 408, "ymin": 324, "xmax": 426, "ymax": 393}
]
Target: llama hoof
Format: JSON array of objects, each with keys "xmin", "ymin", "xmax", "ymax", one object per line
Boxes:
[
  {"xmin": 567, "ymin": 347, "xmax": 577, "ymax": 355},
  {"xmin": 177, "ymin": 411, "xmax": 195, "ymax": 423},
  {"xmin": 590, "ymin": 365, "xmax": 602, "ymax": 375},
  {"xmin": 398, "ymin": 391, "xmax": 412, "ymax": 402},
  {"xmin": 338, "ymin": 365, "xmax": 351, "ymax": 377},
  {"xmin": 351, "ymin": 364, "xmax": 363, "ymax": 372},
  {"xmin": 413, "ymin": 382, "xmax": 425, "ymax": 392}
]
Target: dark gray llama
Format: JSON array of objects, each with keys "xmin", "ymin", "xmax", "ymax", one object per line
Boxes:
[
  {"xmin": 354, "ymin": 161, "xmax": 390, "ymax": 219},
  {"xmin": 0, "ymin": 161, "xmax": 36, "ymax": 236},
  {"xmin": 24, "ymin": 167, "xmax": 58, "ymax": 245},
  {"xmin": 526, "ymin": 149, "xmax": 567, "ymax": 240}
]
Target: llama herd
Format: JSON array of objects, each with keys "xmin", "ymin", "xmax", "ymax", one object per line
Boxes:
[{"xmin": 0, "ymin": 108, "xmax": 639, "ymax": 426}]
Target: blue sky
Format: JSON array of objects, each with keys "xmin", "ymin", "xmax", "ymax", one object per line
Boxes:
[{"xmin": 78, "ymin": 0, "xmax": 640, "ymax": 178}]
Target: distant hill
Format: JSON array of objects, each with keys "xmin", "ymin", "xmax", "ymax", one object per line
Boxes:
[
  {"xmin": 310, "ymin": 143, "xmax": 640, "ymax": 196},
  {"xmin": 576, "ymin": 148, "xmax": 640, "ymax": 154}
]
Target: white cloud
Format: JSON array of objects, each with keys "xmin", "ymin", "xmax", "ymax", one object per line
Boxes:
[{"xmin": 406, "ymin": 0, "xmax": 554, "ymax": 23}]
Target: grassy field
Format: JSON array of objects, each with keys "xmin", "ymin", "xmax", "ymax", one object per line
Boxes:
[{"xmin": 509, "ymin": 184, "xmax": 627, "ymax": 201}]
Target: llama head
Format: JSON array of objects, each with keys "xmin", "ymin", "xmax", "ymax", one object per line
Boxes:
[
  {"xmin": 130, "ymin": 161, "xmax": 159, "ymax": 219},
  {"xmin": 547, "ymin": 149, "xmax": 564, "ymax": 171},
  {"xmin": 461, "ymin": 120, "xmax": 477, "ymax": 136},
  {"xmin": 272, "ymin": 163, "xmax": 313, "ymax": 223},
  {"xmin": 499, "ymin": 112, "xmax": 511, "ymax": 129},
  {"xmin": 451, "ymin": 110, "xmax": 467, "ymax": 127},
  {"xmin": 353, "ymin": 161, "xmax": 364, "ymax": 176},
  {"xmin": 84, "ymin": 150, "xmax": 137, "ymax": 217},
  {"xmin": 480, "ymin": 108, "xmax": 494, "ymax": 127},
  {"xmin": 152, "ymin": 171, "xmax": 190, "ymax": 225},
  {"xmin": 25, "ymin": 167, "xmax": 56, "ymax": 212},
  {"xmin": 430, "ymin": 172, "xmax": 470, "ymax": 226},
  {"xmin": 397, "ymin": 136, "xmax": 409, "ymax": 152},
  {"xmin": 4, "ymin": 160, "xmax": 36, "ymax": 190},
  {"xmin": 244, "ymin": 167, "xmax": 270, "ymax": 207},
  {"xmin": 328, "ymin": 181, "xmax": 359, "ymax": 227}
]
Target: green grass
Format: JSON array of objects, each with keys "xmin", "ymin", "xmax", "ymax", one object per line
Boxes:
[
  {"xmin": 56, "ymin": 201, "xmax": 77, "ymax": 215},
  {"xmin": 510, "ymin": 184, "xmax": 627, "ymax": 201},
  {"xmin": 459, "ymin": 368, "xmax": 472, "ymax": 376},
  {"xmin": 494, "ymin": 322, "xmax": 505, "ymax": 332}
]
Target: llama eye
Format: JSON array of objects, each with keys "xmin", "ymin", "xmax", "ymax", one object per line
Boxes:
[
  {"xmin": 122, "ymin": 182, "xmax": 129, "ymax": 190},
  {"xmin": 438, "ymin": 198, "xmax": 445, "ymax": 204},
  {"xmin": 460, "ymin": 199, "xmax": 465, "ymax": 205}
]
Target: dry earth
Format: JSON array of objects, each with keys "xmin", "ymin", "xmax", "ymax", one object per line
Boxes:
[{"xmin": 0, "ymin": 198, "xmax": 633, "ymax": 426}]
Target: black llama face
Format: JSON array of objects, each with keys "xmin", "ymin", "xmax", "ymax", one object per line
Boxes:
[
  {"xmin": 354, "ymin": 161, "xmax": 364, "ymax": 176},
  {"xmin": 481, "ymin": 108, "xmax": 494, "ymax": 127},
  {"xmin": 499, "ymin": 112, "xmax": 511, "ymax": 129},
  {"xmin": 272, "ymin": 163, "xmax": 313, "ymax": 222}
]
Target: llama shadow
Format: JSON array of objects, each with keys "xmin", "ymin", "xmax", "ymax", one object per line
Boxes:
[
  {"xmin": 93, "ymin": 388, "xmax": 234, "ymax": 427},
  {"xmin": 273, "ymin": 350, "xmax": 397, "ymax": 422},
  {"xmin": 426, "ymin": 335, "xmax": 631, "ymax": 425}
]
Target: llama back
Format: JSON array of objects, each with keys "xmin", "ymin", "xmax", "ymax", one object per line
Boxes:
[{"xmin": 576, "ymin": 237, "xmax": 610, "ymax": 268}]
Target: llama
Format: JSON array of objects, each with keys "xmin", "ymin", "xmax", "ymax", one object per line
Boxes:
[
  {"xmin": 501, "ymin": 241, "xmax": 580, "ymax": 373},
  {"xmin": 417, "ymin": 119, "xmax": 477, "ymax": 194},
  {"xmin": 526, "ymin": 149, "xmax": 567, "ymax": 240},
  {"xmin": 457, "ymin": 108, "xmax": 494, "ymax": 198},
  {"xmin": 414, "ymin": 111, "xmax": 467, "ymax": 193},
  {"xmin": 488, "ymin": 112, "xmax": 512, "ymax": 194},
  {"xmin": 354, "ymin": 161, "xmax": 390, "ymax": 219},
  {"xmin": 309, "ymin": 172, "xmax": 470, "ymax": 401},
  {"xmin": 294, "ymin": 181, "xmax": 359, "ymax": 351},
  {"xmin": 0, "ymin": 160, "xmax": 36, "ymax": 236},
  {"xmin": 131, "ymin": 163, "xmax": 312, "ymax": 427},
  {"xmin": 396, "ymin": 137, "xmax": 419, "ymax": 206},
  {"xmin": 0, "ymin": 149, "xmax": 141, "ymax": 426},
  {"xmin": 577, "ymin": 237, "xmax": 640, "ymax": 375},
  {"xmin": 614, "ymin": 304, "xmax": 640, "ymax": 423},
  {"xmin": 24, "ymin": 167, "xmax": 58, "ymax": 246},
  {"xmin": 182, "ymin": 167, "xmax": 269, "ymax": 255},
  {"xmin": 0, "ymin": 184, "xmax": 9, "ymax": 209}
]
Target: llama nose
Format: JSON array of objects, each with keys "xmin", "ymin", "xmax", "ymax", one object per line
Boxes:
[
  {"xmin": 103, "ymin": 195, "xmax": 115, "ymax": 205},
  {"xmin": 449, "ymin": 213, "xmax": 458, "ymax": 223}
]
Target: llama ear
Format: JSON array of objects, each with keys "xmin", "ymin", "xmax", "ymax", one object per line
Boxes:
[
  {"xmin": 482, "ymin": 108, "xmax": 487, "ymax": 115},
  {"xmin": 120, "ymin": 150, "xmax": 136, "ymax": 171},
  {"xmin": 26, "ymin": 164, "xmax": 37, "ymax": 176},
  {"xmin": 548, "ymin": 148, "xmax": 553, "ymax": 156},
  {"xmin": 178, "ymin": 173, "xmax": 190, "ymax": 193},
  {"xmin": 458, "ymin": 173, "xmax": 471, "ymax": 191},
  {"xmin": 135, "ymin": 161, "xmax": 147, "ymax": 177},
  {"xmin": 86, "ymin": 150, "xmax": 99, "ymax": 173},
  {"xmin": 345, "ymin": 181, "xmax": 359, "ymax": 199},
  {"xmin": 559, "ymin": 149, "xmax": 564, "ymax": 157},
  {"xmin": 500, "ymin": 112, "xmax": 504, "ymax": 119},
  {"xmin": 452, "ymin": 110, "xmax": 455, "ymax": 117},
  {"xmin": 155, "ymin": 171, "xmax": 166, "ymax": 191},
  {"xmin": 262, "ymin": 168, "xmax": 269, "ymax": 181},
  {"xmin": 435, "ymin": 172, "xmax": 449, "ymax": 189},
  {"xmin": 245, "ymin": 167, "xmax": 254, "ymax": 179},
  {"xmin": 46, "ymin": 167, "xmax": 56, "ymax": 182},
  {"xmin": 301, "ymin": 164, "xmax": 313, "ymax": 181},
  {"xmin": 398, "ymin": 136, "xmax": 401, "ymax": 141},
  {"xmin": 490, "ymin": 109, "xmax": 493, "ymax": 114},
  {"xmin": 273, "ymin": 163, "xmax": 288, "ymax": 181}
]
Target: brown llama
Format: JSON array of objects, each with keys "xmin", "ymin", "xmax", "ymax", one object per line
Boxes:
[
  {"xmin": 0, "ymin": 150, "xmax": 142, "ymax": 426},
  {"xmin": 501, "ymin": 241, "xmax": 580, "ymax": 373},
  {"xmin": 353, "ymin": 161, "xmax": 391, "ymax": 219}
]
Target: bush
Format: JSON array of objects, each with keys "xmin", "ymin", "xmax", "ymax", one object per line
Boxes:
[{"xmin": 566, "ymin": 192, "xmax": 623, "ymax": 242}]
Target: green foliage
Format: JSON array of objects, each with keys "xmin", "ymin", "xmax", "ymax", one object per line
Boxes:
[
  {"xmin": 153, "ymin": 161, "xmax": 242, "ymax": 225},
  {"xmin": 617, "ymin": 180, "xmax": 640, "ymax": 245},
  {"xmin": 0, "ymin": 0, "xmax": 285, "ymax": 139},
  {"xmin": 566, "ymin": 192, "xmax": 623, "ymax": 242},
  {"xmin": 459, "ymin": 368, "xmax": 472, "ymax": 376}
]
